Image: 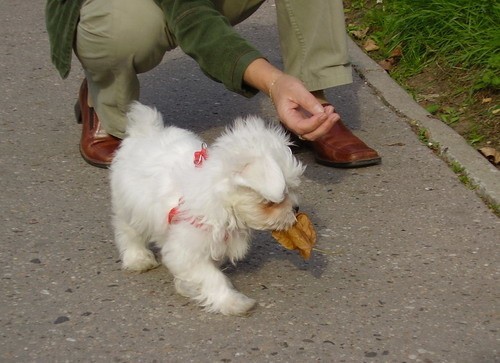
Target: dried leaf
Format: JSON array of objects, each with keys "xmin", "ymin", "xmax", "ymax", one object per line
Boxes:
[
  {"xmin": 378, "ymin": 59, "xmax": 394, "ymax": 71},
  {"xmin": 351, "ymin": 27, "xmax": 370, "ymax": 40},
  {"xmin": 389, "ymin": 45, "xmax": 403, "ymax": 58},
  {"xmin": 481, "ymin": 97, "xmax": 492, "ymax": 104},
  {"xmin": 479, "ymin": 147, "xmax": 500, "ymax": 165},
  {"xmin": 363, "ymin": 38, "xmax": 379, "ymax": 52},
  {"xmin": 272, "ymin": 213, "xmax": 317, "ymax": 260},
  {"xmin": 420, "ymin": 93, "xmax": 441, "ymax": 101},
  {"xmin": 378, "ymin": 55, "xmax": 401, "ymax": 72}
]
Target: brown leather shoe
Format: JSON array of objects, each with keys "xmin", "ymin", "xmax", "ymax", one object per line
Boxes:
[
  {"xmin": 310, "ymin": 118, "xmax": 381, "ymax": 167},
  {"xmin": 75, "ymin": 80, "xmax": 121, "ymax": 168}
]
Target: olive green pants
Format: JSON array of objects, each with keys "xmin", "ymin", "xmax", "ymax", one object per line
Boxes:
[{"xmin": 76, "ymin": 0, "xmax": 352, "ymax": 138}]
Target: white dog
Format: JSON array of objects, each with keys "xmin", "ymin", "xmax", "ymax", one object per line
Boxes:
[{"xmin": 110, "ymin": 102, "xmax": 305, "ymax": 315}]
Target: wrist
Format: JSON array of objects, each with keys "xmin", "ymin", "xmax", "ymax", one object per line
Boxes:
[
  {"xmin": 243, "ymin": 58, "xmax": 283, "ymax": 96},
  {"xmin": 268, "ymin": 74, "xmax": 286, "ymax": 105}
]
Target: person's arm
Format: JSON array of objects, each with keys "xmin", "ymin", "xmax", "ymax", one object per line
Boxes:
[
  {"xmin": 46, "ymin": 0, "xmax": 82, "ymax": 79},
  {"xmin": 158, "ymin": 0, "xmax": 263, "ymax": 96},
  {"xmin": 158, "ymin": 0, "xmax": 338, "ymax": 140}
]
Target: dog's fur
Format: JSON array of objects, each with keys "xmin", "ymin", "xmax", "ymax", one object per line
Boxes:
[{"xmin": 110, "ymin": 102, "xmax": 305, "ymax": 315}]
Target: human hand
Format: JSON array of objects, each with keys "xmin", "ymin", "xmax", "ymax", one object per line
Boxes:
[
  {"xmin": 243, "ymin": 59, "xmax": 340, "ymax": 140},
  {"xmin": 269, "ymin": 74, "xmax": 340, "ymax": 141}
]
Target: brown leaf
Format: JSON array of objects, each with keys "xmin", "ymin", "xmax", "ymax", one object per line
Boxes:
[
  {"xmin": 363, "ymin": 38, "xmax": 380, "ymax": 52},
  {"xmin": 351, "ymin": 27, "xmax": 370, "ymax": 40},
  {"xmin": 272, "ymin": 213, "xmax": 317, "ymax": 260},
  {"xmin": 420, "ymin": 93, "xmax": 441, "ymax": 101},
  {"xmin": 378, "ymin": 59, "xmax": 394, "ymax": 71},
  {"xmin": 479, "ymin": 147, "xmax": 500, "ymax": 165},
  {"xmin": 378, "ymin": 55, "xmax": 401, "ymax": 72},
  {"xmin": 389, "ymin": 45, "xmax": 403, "ymax": 58}
]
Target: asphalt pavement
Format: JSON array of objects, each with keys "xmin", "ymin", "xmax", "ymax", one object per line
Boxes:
[{"xmin": 1, "ymin": 1, "xmax": 498, "ymax": 362}]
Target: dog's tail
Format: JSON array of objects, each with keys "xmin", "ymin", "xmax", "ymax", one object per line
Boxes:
[{"xmin": 126, "ymin": 101, "xmax": 164, "ymax": 137}]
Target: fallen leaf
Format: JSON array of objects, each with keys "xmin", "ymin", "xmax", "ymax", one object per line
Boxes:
[
  {"xmin": 481, "ymin": 97, "xmax": 492, "ymax": 104},
  {"xmin": 378, "ymin": 54, "xmax": 401, "ymax": 72},
  {"xmin": 378, "ymin": 59, "xmax": 394, "ymax": 71},
  {"xmin": 351, "ymin": 27, "xmax": 370, "ymax": 40},
  {"xmin": 389, "ymin": 45, "xmax": 403, "ymax": 58},
  {"xmin": 421, "ymin": 93, "xmax": 441, "ymax": 100},
  {"xmin": 363, "ymin": 38, "xmax": 379, "ymax": 52},
  {"xmin": 272, "ymin": 213, "xmax": 317, "ymax": 260},
  {"xmin": 479, "ymin": 147, "xmax": 500, "ymax": 165}
]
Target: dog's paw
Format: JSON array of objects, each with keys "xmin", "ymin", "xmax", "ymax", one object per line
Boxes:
[
  {"xmin": 122, "ymin": 248, "xmax": 160, "ymax": 272},
  {"xmin": 174, "ymin": 278, "xmax": 200, "ymax": 299},
  {"xmin": 212, "ymin": 292, "xmax": 257, "ymax": 316}
]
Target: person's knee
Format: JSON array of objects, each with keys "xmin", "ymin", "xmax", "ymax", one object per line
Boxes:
[{"xmin": 77, "ymin": 0, "xmax": 172, "ymax": 74}]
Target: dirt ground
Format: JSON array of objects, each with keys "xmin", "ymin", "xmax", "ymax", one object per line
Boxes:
[{"xmin": 404, "ymin": 64, "xmax": 499, "ymax": 150}]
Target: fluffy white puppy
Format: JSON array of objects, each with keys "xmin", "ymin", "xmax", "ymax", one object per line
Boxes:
[{"xmin": 110, "ymin": 102, "xmax": 305, "ymax": 315}]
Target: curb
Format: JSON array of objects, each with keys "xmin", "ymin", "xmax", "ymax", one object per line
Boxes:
[{"xmin": 348, "ymin": 38, "xmax": 500, "ymax": 208}]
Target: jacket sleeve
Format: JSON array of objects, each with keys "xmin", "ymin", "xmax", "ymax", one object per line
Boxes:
[
  {"xmin": 45, "ymin": 0, "xmax": 84, "ymax": 79},
  {"xmin": 156, "ymin": 0, "xmax": 264, "ymax": 97}
]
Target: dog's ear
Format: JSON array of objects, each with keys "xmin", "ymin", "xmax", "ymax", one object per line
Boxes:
[{"xmin": 234, "ymin": 156, "xmax": 286, "ymax": 203}]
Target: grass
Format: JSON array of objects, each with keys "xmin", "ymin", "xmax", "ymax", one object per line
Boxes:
[
  {"xmin": 450, "ymin": 161, "xmax": 475, "ymax": 189},
  {"xmin": 348, "ymin": 0, "xmax": 500, "ymax": 90},
  {"xmin": 344, "ymin": 0, "xmax": 499, "ymax": 151}
]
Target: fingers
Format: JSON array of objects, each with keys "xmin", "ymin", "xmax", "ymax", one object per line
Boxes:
[
  {"xmin": 278, "ymin": 103, "xmax": 340, "ymax": 141},
  {"xmin": 298, "ymin": 89, "xmax": 325, "ymax": 115},
  {"xmin": 299, "ymin": 111, "xmax": 340, "ymax": 141},
  {"xmin": 270, "ymin": 74, "xmax": 341, "ymax": 140},
  {"xmin": 322, "ymin": 104, "xmax": 335, "ymax": 115},
  {"xmin": 275, "ymin": 75, "xmax": 325, "ymax": 115}
]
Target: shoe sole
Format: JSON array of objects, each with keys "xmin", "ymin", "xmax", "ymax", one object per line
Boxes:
[
  {"xmin": 315, "ymin": 156, "xmax": 382, "ymax": 168},
  {"xmin": 79, "ymin": 146, "xmax": 112, "ymax": 168}
]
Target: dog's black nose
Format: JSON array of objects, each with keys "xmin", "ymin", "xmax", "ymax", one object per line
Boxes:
[{"xmin": 293, "ymin": 205, "xmax": 300, "ymax": 214}]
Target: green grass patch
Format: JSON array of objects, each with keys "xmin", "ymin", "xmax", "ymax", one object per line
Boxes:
[
  {"xmin": 450, "ymin": 161, "xmax": 470, "ymax": 185},
  {"xmin": 350, "ymin": 0, "xmax": 500, "ymax": 91}
]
